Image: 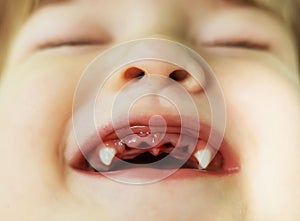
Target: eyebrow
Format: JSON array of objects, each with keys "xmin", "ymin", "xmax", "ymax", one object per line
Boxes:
[
  {"xmin": 34, "ymin": 0, "xmax": 285, "ymax": 22},
  {"xmin": 34, "ymin": 0, "xmax": 71, "ymax": 9},
  {"xmin": 39, "ymin": 0, "xmax": 70, "ymax": 5},
  {"xmin": 221, "ymin": 0, "xmax": 270, "ymax": 10},
  {"xmin": 37, "ymin": 0, "xmax": 259, "ymax": 6},
  {"xmin": 222, "ymin": 0, "xmax": 287, "ymax": 22},
  {"xmin": 35, "ymin": 0, "xmax": 267, "ymax": 9}
]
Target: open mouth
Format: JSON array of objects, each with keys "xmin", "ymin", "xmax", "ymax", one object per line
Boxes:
[{"xmin": 70, "ymin": 116, "xmax": 240, "ymax": 179}]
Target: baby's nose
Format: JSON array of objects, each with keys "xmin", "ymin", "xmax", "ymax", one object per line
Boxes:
[{"xmin": 115, "ymin": 60, "xmax": 204, "ymax": 94}]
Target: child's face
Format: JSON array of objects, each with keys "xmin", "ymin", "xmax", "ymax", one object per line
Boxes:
[{"xmin": 1, "ymin": 0, "xmax": 300, "ymax": 220}]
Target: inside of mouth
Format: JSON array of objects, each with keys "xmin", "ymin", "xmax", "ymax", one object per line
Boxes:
[
  {"xmin": 110, "ymin": 152, "xmax": 191, "ymax": 170},
  {"xmin": 77, "ymin": 140, "xmax": 225, "ymax": 173},
  {"xmin": 70, "ymin": 123, "xmax": 234, "ymax": 173},
  {"xmin": 70, "ymin": 122, "xmax": 243, "ymax": 175},
  {"xmin": 82, "ymin": 153, "xmax": 194, "ymax": 172}
]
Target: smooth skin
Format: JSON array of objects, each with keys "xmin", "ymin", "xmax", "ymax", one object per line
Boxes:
[{"xmin": 0, "ymin": 0, "xmax": 299, "ymax": 220}]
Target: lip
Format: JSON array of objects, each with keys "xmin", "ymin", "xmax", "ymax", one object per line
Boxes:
[
  {"xmin": 77, "ymin": 114, "xmax": 210, "ymax": 155},
  {"xmin": 72, "ymin": 168, "xmax": 236, "ymax": 185},
  {"xmin": 69, "ymin": 114, "xmax": 240, "ymax": 181}
]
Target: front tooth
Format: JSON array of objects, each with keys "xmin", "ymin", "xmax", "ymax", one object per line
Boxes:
[
  {"xmin": 99, "ymin": 147, "xmax": 117, "ymax": 166},
  {"xmin": 194, "ymin": 148, "xmax": 213, "ymax": 169},
  {"xmin": 150, "ymin": 147, "xmax": 161, "ymax": 156}
]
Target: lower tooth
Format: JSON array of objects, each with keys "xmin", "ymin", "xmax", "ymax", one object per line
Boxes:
[
  {"xmin": 194, "ymin": 148, "xmax": 213, "ymax": 169},
  {"xmin": 99, "ymin": 147, "xmax": 117, "ymax": 166}
]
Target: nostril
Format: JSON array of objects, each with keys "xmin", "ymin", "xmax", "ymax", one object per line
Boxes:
[
  {"xmin": 169, "ymin": 70, "xmax": 189, "ymax": 82},
  {"xmin": 124, "ymin": 67, "xmax": 145, "ymax": 80}
]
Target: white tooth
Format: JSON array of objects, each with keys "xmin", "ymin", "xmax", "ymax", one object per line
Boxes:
[
  {"xmin": 99, "ymin": 147, "xmax": 117, "ymax": 166},
  {"xmin": 194, "ymin": 148, "xmax": 213, "ymax": 169}
]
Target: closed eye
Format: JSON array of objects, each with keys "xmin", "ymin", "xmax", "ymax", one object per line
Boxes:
[
  {"xmin": 205, "ymin": 40, "xmax": 269, "ymax": 50},
  {"xmin": 37, "ymin": 38, "xmax": 107, "ymax": 50},
  {"xmin": 43, "ymin": 39, "xmax": 269, "ymax": 51}
]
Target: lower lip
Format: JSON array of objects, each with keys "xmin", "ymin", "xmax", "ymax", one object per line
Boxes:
[{"xmin": 73, "ymin": 167, "xmax": 238, "ymax": 184}]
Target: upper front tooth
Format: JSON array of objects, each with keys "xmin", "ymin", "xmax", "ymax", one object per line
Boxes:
[
  {"xmin": 99, "ymin": 147, "xmax": 117, "ymax": 166},
  {"xmin": 194, "ymin": 148, "xmax": 213, "ymax": 169},
  {"xmin": 150, "ymin": 147, "xmax": 161, "ymax": 156}
]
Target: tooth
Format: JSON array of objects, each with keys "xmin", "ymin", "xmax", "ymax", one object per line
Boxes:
[
  {"xmin": 150, "ymin": 147, "xmax": 160, "ymax": 156},
  {"xmin": 99, "ymin": 147, "xmax": 117, "ymax": 166},
  {"xmin": 194, "ymin": 148, "xmax": 213, "ymax": 169},
  {"xmin": 115, "ymin": 140, "xmax": 125, "ymax": 153}
]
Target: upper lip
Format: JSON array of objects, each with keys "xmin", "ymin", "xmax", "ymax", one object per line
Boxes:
[
  {"xmin": 76, "ymin": 114, "xmax": 211, "ymax": 156},
  {"xmin": 101, "ymin": 115, "xmax": 210, "ymax": 141}
]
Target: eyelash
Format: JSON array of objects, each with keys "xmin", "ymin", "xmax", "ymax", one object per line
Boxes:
[
  {"xmin": 208, "ymin": 40, "xmax": 269, "ymax": 50},
  {"xmin": 38, "ymin": 39, "xmax": 106, "ymax": 50}
]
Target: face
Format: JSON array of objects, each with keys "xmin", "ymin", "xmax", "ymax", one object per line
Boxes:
[{"xmin": 1, "ymin": 0, "xmax": 299, "ymax": 220}]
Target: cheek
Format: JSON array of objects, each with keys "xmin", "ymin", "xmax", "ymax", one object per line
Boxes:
[
  {"xmin": 214, "ymin": 58, "xmax": 300, "ymax": 218},
  {"xmin": 226, "ymin": 64, "xmax": 300, "ymax": 169},
  {"xmin": 0, "ymin": 62, "xmax": 77, "ymax": 148},
  {"xmin": 0, "ymin": 51, "xmax": 95, "ymax": 147},
  {"xmin": 0, "ymin": 55, "xmax": 89, "ymax": 198},
  {"xmin": 0, "ymin": 54, "xmax": 119, "ymax": 218},
  {"xmin": 220, "ymin": 59, "xmax": 300, "ymax": 150}
]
